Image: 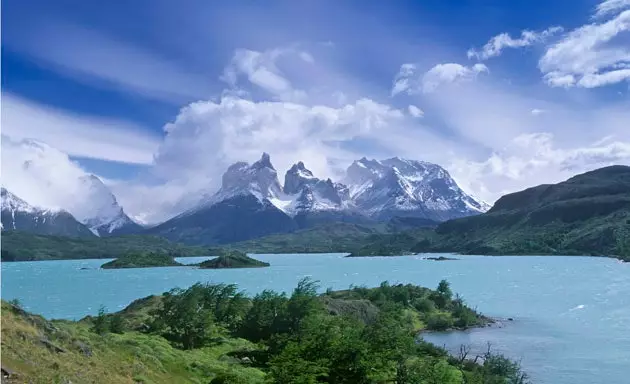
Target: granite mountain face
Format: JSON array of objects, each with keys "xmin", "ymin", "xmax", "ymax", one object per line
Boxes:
[
  {"xmin": 343, "ymin": 157, "xmax": 489, "ymax": 221},
  {"xmin": 146, "ymin": 153, "xmax": 488, "ymax": 245}
]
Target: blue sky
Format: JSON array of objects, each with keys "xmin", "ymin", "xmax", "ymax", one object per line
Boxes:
[{"xmin": 2, "ymin": 0, "xmax": 630, "ymax": 223}]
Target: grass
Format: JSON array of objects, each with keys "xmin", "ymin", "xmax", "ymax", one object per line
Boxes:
[{"xmin": 0, "ymin": 302, "xmax": 264, "ymax": 384}]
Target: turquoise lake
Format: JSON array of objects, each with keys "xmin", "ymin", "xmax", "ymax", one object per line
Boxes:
[{"xmin": 2, "ymin": 254, "xmax": 629, "ymax": 384}]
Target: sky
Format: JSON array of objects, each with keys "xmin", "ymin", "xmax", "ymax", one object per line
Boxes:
[{"xmin": 2, "ymin": 0, "xmax": 630, "ymax": 224}]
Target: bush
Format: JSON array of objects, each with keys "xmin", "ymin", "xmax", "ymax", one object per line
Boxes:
[
  {"xmin": 412, "ymin": 297, "xmax": 436, "ymax": 313},
  {"xmin": 426, "ymin": 313, "xmax": 454, "ymax": 331}
]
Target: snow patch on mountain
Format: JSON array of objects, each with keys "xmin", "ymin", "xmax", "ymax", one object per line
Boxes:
[{"xmin": 343, "ymin": 157, "xmax": 489, "ymax": 220}]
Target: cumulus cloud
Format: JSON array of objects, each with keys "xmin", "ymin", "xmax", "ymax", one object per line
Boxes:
[
  {"xmin": 450, "ymin": 133, "xmax": 630, "ymax": 203},
  {"xmin": 222, "ymin": 46, "xmax": 314, "ymax": 102},
  {"xmin": 408, "ymin": 105, "xmax": 425, "ymax": 118},
  {"xmin": 1, "ymin": 93, "xmax": 160, "ymax": 165},
  {"xmin": 392, "ymin": 62, "xmax": 488, "ymax": 95},
  {"xmin": 467, "ymin": 27, "xmax": 563, "ymax": 60},
  {"xmin": 539, "ymin": 9, "xmax": 630, "ymax": 88},
  {"xmin": 111, "ymin": 96, "xmax": 454, "ymax": 223}
]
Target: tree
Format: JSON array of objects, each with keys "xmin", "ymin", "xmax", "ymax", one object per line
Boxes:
[
  {"xmin": 437, "ymin": 280, "xmax": 453, "ymax": 300},
  {"xmin": 286, "ymin": 277, "xmax": 322, "ymax": 333},
  {"xmin": 92, "ymin": 305, "xmax": 109, "ymax": 335},
  {"xmin": 154, "ymin": 286, "xmax": 216, "ymax": 349},
  {"xmin": 109, "ymin": 313, "xmax": 125, "ymax": 334},
  {"xmin": 240, "ymin": 290, "xmax": 289, "ymax": 342}
]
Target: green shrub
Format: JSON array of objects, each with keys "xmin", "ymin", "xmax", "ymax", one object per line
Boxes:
[{"xmin": 426, "ymin": 313, "xmax": 454, "ymax": 331}]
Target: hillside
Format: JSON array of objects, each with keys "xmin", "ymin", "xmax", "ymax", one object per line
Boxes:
[
  {"xmin": 0, "ymin": 231, "xmax": 208, "ymax": 261},
  {"xmin": 229, "ymin": 222, "xmax": 388, "ymax": 253},
  {"xmin": 307, "ymin": 166, "xmax": 630, "ymax": 260},
  {"xmin": 414, "ymin": 166, "xmax": 630, "ymax": 258},
  {"xmin": 0, "ymin": 280, "xmax": 524, "ymax": 383}
]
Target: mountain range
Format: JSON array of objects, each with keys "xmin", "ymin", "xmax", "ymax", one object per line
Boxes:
[
  {"xmin": 1, "ymin": 177, "xmax": 140, "ymax": 238},
  {"xmin": 146, "ymin": 153, "xmax": 487, "ymax": 244},
  {"xmin": 1, "ymin": 152, "xmax": 487, "ymax": 244}
]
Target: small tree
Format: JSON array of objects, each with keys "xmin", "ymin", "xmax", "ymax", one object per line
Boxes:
[
  {"xmin": 109, "ymin": 313, "xmax": 126, "ymax": 334},
  {"xmin": 156, "ymin": 287, "xmax": 216, "ymax": 349},
  {"xmin": 8, "ymin": 298, "xmax": 22, "ymax": 309},
  {"xmin": 437, "ymin": 280, "xmax": 453, "ymax": 300},
  {"xmin": 92, "ymin": 305, "xmax": 109, "ymax": 335}
]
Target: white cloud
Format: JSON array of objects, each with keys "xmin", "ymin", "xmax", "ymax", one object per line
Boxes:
[
  {"xmin": 450, "ymin": 133, "xmax": 630, "ymax": 203},
  {"xmin": 531, "ymin": 108, "xmax": 546, "ymax": 116},
  {"xmin": 594, "ymin": 0, "xmax": 630, "ymax": 19},
  {"xmin": 392, "ymin": 62, "xmax": 488, "ymax": 95},
  {"xmin": 539, "ymin": 9, "xmax": 630, "ymax": 88},
  {"xmin": 6, "ymin": 21, "xmax": 210, "ymax": 104},
  {"xmin": 408, "ymin": 105, "xmax": 425, "ymax": 118},
  {"xmin": 468, "ymin": 27, "xmax": 563, "ymax": 60},
  {"xmin": 0, "ymin": 136, "xmax": 125, "ymax": 224},
  {"xmin": 111, "ymin": 95, "xmax": 456, "ymax": 223},
  {"xmin": 222, "ymin": 46, "xmax": 314, "ymax": 102},
  {"xmin": 391, "ymin": 63, "xmax": 417, "ymax": 96},
  {"xmin": 422, "ymin": 63, "xmax": 489, "ymax": 94},
  {"xmin": 1, "ymin": 93, "xmax": 161, "ymax": 165}
]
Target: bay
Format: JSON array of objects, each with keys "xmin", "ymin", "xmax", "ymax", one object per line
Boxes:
[{"xmin": 2, "ymin": 254, "xmax": 629, "ymax": 384}]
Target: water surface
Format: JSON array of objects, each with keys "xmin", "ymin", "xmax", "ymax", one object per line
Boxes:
[{"xmin": 2, "ymin": 254, "xmax": 628, "ymax": 384}]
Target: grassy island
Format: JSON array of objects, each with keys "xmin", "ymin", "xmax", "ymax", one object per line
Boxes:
[
  {"xmin": 101, "ymin": 252, "xmax": 183, "ymax": 269},
  {"xmin": 0, "ymin": 279, "xmax": 529, "ymax": 383},
  {"xmin": 198, "ymin": 250, "xmax": 270, "ymax": 269}
]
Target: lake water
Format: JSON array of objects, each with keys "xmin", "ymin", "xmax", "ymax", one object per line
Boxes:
[{"xmin": 2, "ymin": 254, "xmax": 629, "ymax": 384}]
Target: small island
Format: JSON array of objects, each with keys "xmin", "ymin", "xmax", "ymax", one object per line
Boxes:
[
  {"xmin": 425, "ymin": 256, "xmax": 459, "ymax": 261},
  {"xmin": 198, "ymin": 250, "xmax": 269, "ymax": 269},
  {"xmin": 101, "ymin": 252, "xmax": 183, "ymax": 269}
]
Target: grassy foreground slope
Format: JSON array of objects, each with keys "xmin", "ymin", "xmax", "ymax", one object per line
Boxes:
[
  {"xmin": 1, "ymin": 280, "xmax": 527, "ymax": 384},
  {"xmin": 0, "ymin": 231, "xmax": 208, "ymax": 261}
]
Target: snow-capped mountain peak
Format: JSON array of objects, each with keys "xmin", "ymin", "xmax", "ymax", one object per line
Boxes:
[
  {"xmin": 343, "ymin": 157, "xmax": 489, "ymax": 221},
  {"xmin": 1, "ymin": 187, "xmax": 95, "ymax": 237},
  {"xmin": 278, "ymin": 161, "xmax": 351, "ymax": 215},
  {"xmin": 208, "ymin": 153, "xmax": 284, "ymax": 205},
  {"xmin": 1, "ymin": 187, "xmax": 38, "ymax": 214},
  {"xmin": 57, "ymin": 174, "xmax": 140, "ymax": 236}
]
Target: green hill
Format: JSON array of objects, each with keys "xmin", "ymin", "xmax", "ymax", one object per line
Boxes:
[
  {"xmin": 1, "ymin": 279, "xmax": 525, "ymax": 383},
  {"xmin": 1, "ymin": 231, "xmax": 208, "ymax": 261},
  {"xmin": 414, "ymin": 166, "xmax": 630, "ymax": 259},
  {"xmin": 238, "ymin": 166, "xmax": 630, "ymax": 260}
]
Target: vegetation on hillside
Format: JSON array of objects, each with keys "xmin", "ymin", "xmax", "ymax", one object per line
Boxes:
[
  {"xmin": 1, "ymin": 279, "xmax": 528, "ymax": 383},
  {"xmin": 262, "ymin": 166, "xmax": 630, "ymax": 261},
  {"xmin": 198, "ymin": 250, "xmax": 270, "ymax": 269},
  {"xmin": 101, "ymin": 252, "xmax": 184, "ymax": 269},
  {"xmin": 0, "ymin": 231, "xmax": 208, "ymax": 261}
]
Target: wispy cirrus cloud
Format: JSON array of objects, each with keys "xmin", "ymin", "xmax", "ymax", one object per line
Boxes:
[
  {"xmin": 593, "ymin": 0, "xmax": 630, "ymax": 19},
  {"xmin": 1, "ymin": 93, "xmax": 161, "ymax": 165},
  {"xmin": 5, "ymin": 21, "xmax": 210, "ymax": 104},
  {"xmin": 392, "ymin": 62, "xmax": 488, "ymax": 95},
  {"xmin": 467, "ymin": 27, "xmax": 563, "ymax": 60},
  {"xmin": 221, "ymin": 46, "xmax": 314, "ymax": 102}
]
